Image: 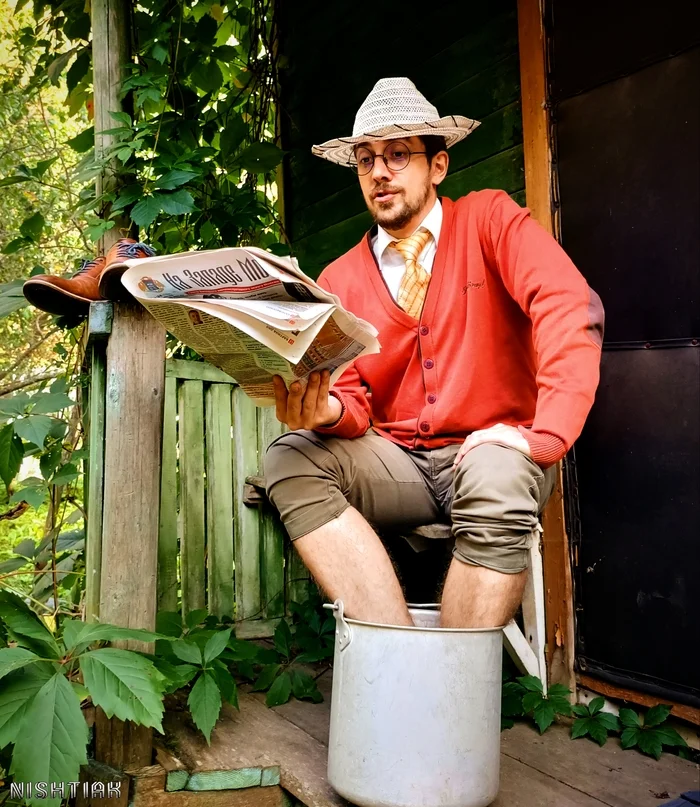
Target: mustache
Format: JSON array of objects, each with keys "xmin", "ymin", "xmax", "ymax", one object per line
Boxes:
[{"xmin": 370, "ymin": 185, "xmax": 402, "ymax": 200}]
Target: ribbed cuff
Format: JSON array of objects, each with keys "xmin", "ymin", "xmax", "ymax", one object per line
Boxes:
[
  {"xmin": 313, "ymin": 390, "xmax": 347, "ymax": 434},
  {"xmin": 518, "ymin": 427, "xmax": 567, "ymax": 468}
]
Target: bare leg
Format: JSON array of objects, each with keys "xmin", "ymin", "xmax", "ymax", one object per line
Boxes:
[
  {"xmin": 440, "ymin": 559, "xmax": 526, "ymax": 628},
  {"xmin": 293, "ymin": 506, "xmax": 413, "ymax": 626}
]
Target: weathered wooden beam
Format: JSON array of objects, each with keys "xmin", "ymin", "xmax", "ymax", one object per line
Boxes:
[{"xmin": 517, "ymin": 0, "xmax": 576, "ymax": 694}]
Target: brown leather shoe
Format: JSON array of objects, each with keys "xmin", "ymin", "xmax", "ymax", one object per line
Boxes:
[
  {"xmin": 22, "ymin": 256, "xmax": 107, "ymax": 317},
  {"xmin": 98, "ymin": 238, "xmax": 156, "ymax": 301}
]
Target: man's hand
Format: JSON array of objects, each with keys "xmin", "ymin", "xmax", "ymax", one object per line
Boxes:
[
  {"xmin": 273, "ymin": 371, "xmax": 343, "ymax": 430},
  {"xmin": 453, "ymin": 423, "xmax": 531, "ymax": 469}
]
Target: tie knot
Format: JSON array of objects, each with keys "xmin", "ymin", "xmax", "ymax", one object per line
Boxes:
[{"xmin": 390, "ymin": 228, "xmax": 432, "ymax": 264}]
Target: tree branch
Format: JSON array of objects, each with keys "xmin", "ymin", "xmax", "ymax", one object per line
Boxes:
[
  {"xmin": 0, "ymin": 371, "xmax": 62, "ymax": 396},
  {"xmin": 0, "ymin": 327, "xmax": 60, "ymax": 382}
]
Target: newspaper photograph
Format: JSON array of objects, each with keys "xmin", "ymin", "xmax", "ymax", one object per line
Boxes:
[{"xmin": 120, "ymin": 247, "xmax": 380, "ymax": 405}]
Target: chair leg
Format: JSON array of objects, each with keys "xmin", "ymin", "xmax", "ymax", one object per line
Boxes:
[{"xmin": 502, "ymin": 528, "xmax": 548, "ymax": 691}]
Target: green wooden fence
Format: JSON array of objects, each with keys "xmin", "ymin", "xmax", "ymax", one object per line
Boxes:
[
  {"xmin": 86, "ymin": 331, "xmax": 311, "ymax": 639},
  {"xmin": 158, "ymin": 359, "xmax": 312, "ymax": 638}
]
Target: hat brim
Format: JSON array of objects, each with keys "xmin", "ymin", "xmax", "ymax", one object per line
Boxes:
[{"xmin": 311, "ymin": 116, "xmax": 480, "ymax": 167}]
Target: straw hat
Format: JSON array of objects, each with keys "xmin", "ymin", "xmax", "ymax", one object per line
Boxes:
[{"xmin": 311, "ymin": 77, "xmax": 480, "ymax": 167}]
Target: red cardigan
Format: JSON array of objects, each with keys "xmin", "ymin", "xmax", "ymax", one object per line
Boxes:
[{"xmin": 314, "ymin": 190, "xmax": 604, "ymax": 468}]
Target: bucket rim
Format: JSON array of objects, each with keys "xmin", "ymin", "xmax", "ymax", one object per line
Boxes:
[{"xmin": 331, "ymin": 604, "xmax": 506, "ymax": 634}]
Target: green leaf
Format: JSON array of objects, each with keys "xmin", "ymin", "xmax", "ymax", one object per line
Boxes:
[
  {"xmin": 0, "ymin": 556, "xmax": 29, "ymax": 574},
  {"xmin": 160, "ymin": 189, "xmax": 196, "ymax": 216},
  {"xmin": 152, "ymin": 42, "xmax": 168, "ymax": 63},
  {"xmin": 0, "ymin": 664, "xmax": 54, "ymax": 747},
  {"xmin": 152, "ymin": 658, "xmax": 198, "ymax": 693},
  {"xmin": 522, "ymin": 691, "xmax": 544, "ymax": 714},
  {"xmin": 40, "ymin": 446, "xmax": 62, "ymax": 480},
  {"xmin": 13, "ymin": 415, "xmax": 54, "ymax": 448},
  {"xmin": 643, "ymin": 704, "xmax": 672, "ymax": 727},
  {"xmin": 596, "ymin": 711, "xmax": 620, "ymax": 732},
  {"xmin": 273, "ymin": 619, "xmax": 292, "ymax": 658},
  {"xmin": 620, "ymin": 726, "xmax": 640, "ymax": 749},
  {"xmin": 0, "ymin": 647, "xmax": 42, "ymax": 683},
  {"xmin": 210, "ymin": 659, "xmax": 238, "ymax": 708},
  {"xmin": 19, "ymin": 211, "xmax": 46, "ymax": 241},
  {"xmin": 289, "ymin": 669, "xmax": 323, "ymax": 703},
  {"xmin": 47, "ymin": 49, "xmax": 76, "ymax": 85},
  {"xmin": 2, "ymin": 236, "xmax": 30, "ymax": 254},
  {"xmin": 532, "ymin": 700, "xmax": 556, "ymax": 734},
  {"xmin": 29, "ymin": 392, "xmax": 74, "ymax": 414},
  {"xmin": 251, "ymin": 663, "xmax": 282, "ymax": 692},
  {"xmin": 587, "ymin": 719, "xmax": 609, "ymax": 746},
  {"xmin": 220, "ymin": 116, "xmax": 247, "ymax": 159},
  {"xmin": 131, "ymin": 195, "xmax": 163, "ymax": 228},
  {"xmin": 0, "ymin": 423, "xmax": 25, "ymax": 487},
  {"xmin": 237, "ymin": 142, "xmax": 284, "ymax": 174},
  {"xmin": 0, "ymin": 593, "xmax": 60, "ymax": 658},
  {"xmin": 32, "ymin": 158, "xmax": 58, "ymax": 179},
  {"xmin": 0, "ymin": 393, "xmax": 30, "ymax": 416},
  {"xmin": 501, "ymin": 681, "xmax": 525, "ymax": 717},
  {"xmin": 202, "ymin": 628, "xmax": 231, "ymax": 664},
  {"xmin": 51, "ymin": 462, "xmax": 79, "ymax": 486},
  {"xmin": 619, "ymin": 707, "xmax": 641, "ymax": 728},
  {"xmin": 266, "ymin": 670, "xmax": 293, "ymax": 707},
  {"xmin": 636, "ymin": 730, "xmax": 663, "ymax": 759},
  {"xmin": 588, "ymin": 696, "xmax": 605, "ymax": 715},
  {"xmin": 171, "ymin": 639, "xmax": 203, "ymax": 665},
  {"xmin": 221, "ymin": 638, "xmax": 261, "ymax": 661},
  {"xmin": 571, "ymin": 718, "xmax": 590, "ymax": 740},
  {"xmin": 156, "ymin": 611, "xmax": 183, "ymax": 637},
  {"xmin": 10, "ymin": 672, "xmax": 88, "ymax": 806},
  {"xmin": 63, "ymin": 12, "xmax": 91, "ymax": 41},
  {"xmin": 188, "ymin": 671, "xmax": 222, "ymax": 743},
  {"xmin": 109, "ymin": 110, "xmax": 132, "ymax": 126},
  {"xmin": 64, "ymin": 621, "xmax": 168, "ymax": 654},
  {"xmin": 191, "ymin": 60, "xmax": 223, "ymax": 94},
  {"xmin": 66, "ymin": 49, "xmax": 90, "ymax": 94},
  {"xmin": 517, "ymin": 674, "xmax": 543, "ymax": 693},
  {"xmin": 66, "ymin": 126, "xmax": 95, "ymax": 152},
  {"xmin": 0, "ymin": 175, "xmax": 33, "ymax": 188},
  {"xmin": 185, "ymin": 608, "xmax": 209, "ymax": 630},
  {"xmin": 157, "ymin": 169, "xmax": 198, "ymax": 190},
  {"xmin": 10, "ymin": 485, "xmax": 47, "ymax": 509},
  {"xmin": 655, "ymin": 726, "xmax": 688, "ymax": 748},
  {"xmin": 571, "ymin": 704, "xmax": 590, "ymax": 718},
  {"xmin": 79, "ymin": 648, "xmax": 165, "ymax": 730}
]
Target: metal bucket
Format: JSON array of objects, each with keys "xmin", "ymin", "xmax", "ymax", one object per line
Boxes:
[{"xmin": 325, "ymin": 600, "xmax": 503, "ymax": 807}]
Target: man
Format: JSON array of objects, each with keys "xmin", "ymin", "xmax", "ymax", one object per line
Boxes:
[{"xmin": 265, "ymin": 77, "xmax": 604, "ymax": 629}]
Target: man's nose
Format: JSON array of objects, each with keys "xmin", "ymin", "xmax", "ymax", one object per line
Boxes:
[{"xmin": 370, "ymin": 154, "xmax": 392, "ymax": 182}]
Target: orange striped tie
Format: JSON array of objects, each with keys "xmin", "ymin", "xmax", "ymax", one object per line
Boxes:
[{"xmin": 390, "ymin": 228, "xmax": 433, "ymax": 319}]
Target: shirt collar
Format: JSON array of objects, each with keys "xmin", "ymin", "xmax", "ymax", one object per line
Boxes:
[{"xmin": 375, "ymin": 196, "xmax": 443, "ymax": 258}]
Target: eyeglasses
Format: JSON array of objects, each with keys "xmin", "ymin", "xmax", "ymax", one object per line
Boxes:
[{"xmin": 351, "ymin": 144, "xmax": 428, "ymax": 176}]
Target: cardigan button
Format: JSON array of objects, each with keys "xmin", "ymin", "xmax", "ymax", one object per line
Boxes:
[
  {"xmin": 427, "ymin": 394, "xmax": 437, "ymax": 404},
  {"xmin": 420, "ymin": 421, "xmax": 430, "ymax": 432},
  {"xmin": 423, "ymin": 358, "xmax": 434, "ymax": 369},
  {"xmin": 420, "ymin": 326, "xmax": 429, "ymax": 336}
]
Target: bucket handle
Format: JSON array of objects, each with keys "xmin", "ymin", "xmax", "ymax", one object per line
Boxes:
[{"xmin": 323, "ymin": 600, "xmax": 352, "ymax": 651}]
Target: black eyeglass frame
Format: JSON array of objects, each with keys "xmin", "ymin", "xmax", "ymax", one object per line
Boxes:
[{"xmin": 350, "ymin": 143, "xmax": 428, "ymax": 176}]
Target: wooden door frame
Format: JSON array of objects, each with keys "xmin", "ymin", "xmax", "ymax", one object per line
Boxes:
[{"xmin": 517, "ymin": 0, "xmax": 576, "ymax": 694}]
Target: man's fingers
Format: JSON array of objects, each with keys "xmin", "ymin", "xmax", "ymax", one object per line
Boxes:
[
  {"xmin": 301, "ymin": 372, "xmax": 321, "ymax": 422},
  {"xmin": 272, "ymin": 376, "xmax": 289, "ymax": 424}
]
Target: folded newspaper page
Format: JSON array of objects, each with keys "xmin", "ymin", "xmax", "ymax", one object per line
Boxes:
[{"xmin": 120, "ymin": 247, "xmax": 380, "ymax": 405}]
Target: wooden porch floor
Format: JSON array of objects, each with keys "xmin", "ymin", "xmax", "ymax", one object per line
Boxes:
[{"xmin": 152, "ymin": 670, "xmax": 699, "ymax": 807}]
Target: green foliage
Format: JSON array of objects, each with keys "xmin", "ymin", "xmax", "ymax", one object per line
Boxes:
[
  {"xmin": 571, "ymin": 697, "xmax": 620, "ymax": 746},
  {"xmin": 518, "ymin": 675, "xmax": 572, "ymax": 734},
  {"xmin": 618, "ymin": 705, "xmax": 689, "ymax": 760}
]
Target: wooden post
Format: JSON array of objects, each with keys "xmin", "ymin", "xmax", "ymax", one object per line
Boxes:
[
  {"xmin": 517, "ymin": 0, "xmax": 576, "ymax": 694},
  {"xmin": 92, "ymin": 0, "xmax": 166, "ymax": 768}
]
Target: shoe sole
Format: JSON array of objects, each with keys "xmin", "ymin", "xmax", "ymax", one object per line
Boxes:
[
  {"xmin": 22, "ymin": 279, "xmax": 95, "ymax": 317},
  {"xmin": 98, "ymin": 265, "xmax": 131, "ymax": 301}
]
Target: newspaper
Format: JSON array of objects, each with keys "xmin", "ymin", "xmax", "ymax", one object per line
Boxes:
[{"xmin": 121, "ymin": 247, "xmax": 380, "ymax": 405}]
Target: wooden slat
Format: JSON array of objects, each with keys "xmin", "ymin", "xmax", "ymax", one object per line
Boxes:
[
  {"xmin": 577, "ymin": 674, "xmax": 700, "ymax": 727},
  {"xmin": 166, "ymin": 359, "xmax": 235, "ymax": 384},
  {"xmin": 517, "ymin": 0, "xmax": 575, "ymax": 693},
  {"xmin": 178, "ymin": 380, "xmax": 206, "ymax": 615},
  {"xmin": 232, "ymin": 386, "xmax": 262, "ymax": 623},
  {"xmin": 158, "ymin": 375, "xmax": 179, "ymax": 613},
  {"xmin": 85, "ymin": 342, "xmax": 107, "ymax": 623},
  {"xmin": 205, "ymin": 384, "xmax": 235, "ymax": 619},
  {"xmin": 257, "ymin": 408, "xmax": 286, "ymax": 619}
]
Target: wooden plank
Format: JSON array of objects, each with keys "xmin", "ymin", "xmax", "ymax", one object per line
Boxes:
[
  {"xmin": 517, "ymin": 0, "xmax": 576, "ymax": 694},
  {"xmin": 501, "ymin": 721, "xmax": 700, "ymax": 807},
  {"xmin": 503, "ymin": 620, "xmax": 541, "ymax": 678},
  {"xmin": 578, "ymin": 674, "xmax": 700, "ymax": 727},
  {"xmin": 521, "ymin": 529, "xmax": 548, "ymax": 690},
  {"xmin": 130, "ymin": 765, "xmax": 286, "ymax": 807},
  {"xmin": 206, "ymin": 384, "xmax": 235, "ymax": 619},
  {"xmin": 232, "ymin": 386, "xmax": 262, "ymax": 622},
  {"xmin": 166, "ymin": 358, "xmax": 236, "ymax": 384},
  {"xmin": 178, "ymin": 380, "xmax": 206, "ymax": 615},
  {"xmin": 158, "ymin": 375, "xmax": 179, "ymax": 613},
  {"xmin": 76, "ymin": 759, "xmax": 129, "ymax": 806},
  {"xmin": 163, "ymin": 696, "xmax": 348, "ymax": 807},
  {"xmin": 85, "ymin": 342, "xmax": 107, "ymax": 623},
  {"xmin": 261, "ymin": 669, "xmax": 333, "ymax": 746},
  {"xmin": 257, "ymin": 408, "xmax": 286, "ymax": 619},
  {"xmin": 186, "ymin": 769, "xmax": 263, "ymax": 790},
  {"xmin": 236, "ymin": 617, "xmax": 281, "ymax": 640}
]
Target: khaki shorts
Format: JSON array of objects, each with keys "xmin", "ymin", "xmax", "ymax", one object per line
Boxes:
[{"xmin": 264, "ymin": 429, "xmax": 556, "ymax": 574}]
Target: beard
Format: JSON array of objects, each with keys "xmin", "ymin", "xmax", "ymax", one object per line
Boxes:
[{"xmin": 368, "ymin": 179, "xmax": 432, "ymax": 231}]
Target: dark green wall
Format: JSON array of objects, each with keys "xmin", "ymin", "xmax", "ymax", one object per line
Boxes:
[{"xmin": 279, "ymin": 0, "xmax": 524, "ymax": 278}]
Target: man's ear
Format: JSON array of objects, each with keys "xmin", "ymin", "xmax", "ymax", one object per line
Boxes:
[{"xmin": 431, "ymin": 150, "xmax": 449, "ymax": 186}]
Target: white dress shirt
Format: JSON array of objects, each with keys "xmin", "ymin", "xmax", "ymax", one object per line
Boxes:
[{"xmin": 371, "ymin": 198, "xmax": 443, "ymax": 301}]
